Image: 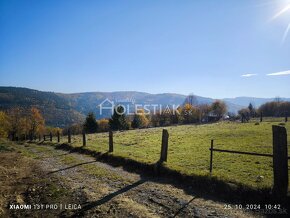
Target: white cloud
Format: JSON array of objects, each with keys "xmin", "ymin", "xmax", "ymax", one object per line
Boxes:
[
  {"xmin": 241, "ymin": 73, "xmax": 257, "ymax": 77},
  {"xmin": 267, "ymin": 70, "xmax": 290, "ymax": 76}
]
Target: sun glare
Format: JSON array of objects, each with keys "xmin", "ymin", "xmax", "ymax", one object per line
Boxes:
[
  {"xmin": 271, "ymin": 0, "xmax": 290, "ymax": 43},
  {"xmin": 271, "ymin": 4, "xmax": 290, "ymax": 20}
]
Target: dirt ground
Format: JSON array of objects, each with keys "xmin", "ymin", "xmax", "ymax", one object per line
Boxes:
[
  {"xmin": 0, "ymin": 142, "xmax": 262, "ymax": 217},
  {"xmin": 0, "ymin": 151, "xmax": 34, "ymax": 217}
]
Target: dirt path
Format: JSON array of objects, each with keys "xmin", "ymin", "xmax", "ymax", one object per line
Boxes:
[{"xmin": 12, "ymin": 143, "xmax": 256, "ymax": 217}]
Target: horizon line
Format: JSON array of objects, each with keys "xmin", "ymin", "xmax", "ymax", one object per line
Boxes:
[{"xmin": 0, "ymin": 85, "xmax": 289, "ymax": 100}]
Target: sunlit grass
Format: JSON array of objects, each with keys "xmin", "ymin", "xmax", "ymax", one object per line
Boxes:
[{"xmin": 58, "ymin": 121, "xmax": 290, "ymax": 189}]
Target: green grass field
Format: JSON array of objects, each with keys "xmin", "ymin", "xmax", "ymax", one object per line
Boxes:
[{"xmin": 58, "ymin": 121, "xmax": 290, "ymax": 189}]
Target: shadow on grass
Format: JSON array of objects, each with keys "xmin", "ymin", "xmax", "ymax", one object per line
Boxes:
[
  {"xmin": 52, "ymin": 143, "xmax": 290, "ymax": 213},
  {"xmin": 71, "ymin": 179, "xmax": 146, "ymax": 217}
]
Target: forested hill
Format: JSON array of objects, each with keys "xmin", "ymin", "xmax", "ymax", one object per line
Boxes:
[
  {"xmin": 0, "ymin": 87, "xmax": 84, "ymax": 127},
  {"xmin": 0, "ymin": 87, "xmax": 236, "ymax": 126},
  {"xmin": 3, "ymin": 86, "xmax": 288, "ymax": 127}
]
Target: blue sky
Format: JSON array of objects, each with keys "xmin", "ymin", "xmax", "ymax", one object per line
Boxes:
[{"xmin": 0, "ymin": 0, "xmax": 290, "ymax": 98}]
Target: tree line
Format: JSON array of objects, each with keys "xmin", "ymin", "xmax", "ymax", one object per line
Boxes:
[
  {"xmin": 74, "ymin": 99, "xmax": 228, "ymax": 134},
  {"xmin": 4, "ymin": 99, "xmax": 288, "ymax": 139},
  {"xmin": 238, "ymin": 100, "xmax": 290, "ymax": 122},
  {"xmin": 0, "ymin": 107, "xmax": 61, "ymax": 140}
]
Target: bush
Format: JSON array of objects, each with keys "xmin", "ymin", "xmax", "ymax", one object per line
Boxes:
[{"xmin": 98, "ymin": 119, "xmax": 109, "ymax": 132}]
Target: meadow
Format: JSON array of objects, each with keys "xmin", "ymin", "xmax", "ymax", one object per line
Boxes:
[{"xmin": 58, "ymin": 120, "xmax": 290, "ymax": 189}]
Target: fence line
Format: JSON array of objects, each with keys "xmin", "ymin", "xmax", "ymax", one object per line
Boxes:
[
  {"xmin": 209, "ymin": 147, "xmax": 274, "ymax": 158},
  {"xmin": 10, "ymin": 123, "xmax": 289, "ymax": 198},
  {"xmin": 209, "ymin": 125, "xmax": 289, "ymax": 198}
]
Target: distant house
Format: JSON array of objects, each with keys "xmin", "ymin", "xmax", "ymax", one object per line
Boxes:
[
  {"xmin": 205, "ymin": 112, "xmax": 219, "ymax": 122},
  {"xmin": 203, "ymin": 112, "xmax": 229, "ymax": 122}
]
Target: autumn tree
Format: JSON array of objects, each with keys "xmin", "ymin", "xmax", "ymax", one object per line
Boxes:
[
  {"xmin": 28, "ymin": 107, "xmax": 45, "ymax": 138},
  {"xmin": 45, "ymin": 127, "xmax": 62, "ymax": 136},
  {"xmin": 131, "ymin": 109, "xmax": 149, "ymax": 129},
  {"xmin": 199, "ymin": 104, "xmax": 211, "ymax": 122},
  {"xmin": 211, "ymin": 100, "xmax": 227, "ymax": 120},
  {"xmin": 83, "ymin": 112, "xmax": 98, "ymax": 133},
  {"xmin": 238, "ymin": 108, "xmax": 250, "ymax": 122},
  {"xmin": 180, "ymin": 104, "xmax": 199, "ymax": 124},
  {"xmin": 181, "ymin": 104, "xmax": 192, "ymax": 124},
  {"xmin": 0, "ymin": 111, "xmax": 9, "ymax": 138},
  {"xmin": 19, "ymin": 116, "xmax": 30, "ymax": 139},
  {"xmin": 7, "ymin": 107, "xmax": 22, "ymax": 140}
]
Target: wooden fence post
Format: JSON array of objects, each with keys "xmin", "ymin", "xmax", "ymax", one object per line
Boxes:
[
  {"xmin": 109, "ymin": 131, "xmax": 113, "ymax": 152},
  {"xmin": 285, "ymin": 115, "xmax": 288, "ymax": 123},
  {"xmin": 272, "ymin": 125, "xmax": 288, "ymax": 199},
  {"xmin": 39, "ymin": 135, "xmax": 41, "ymax": 141},
  {"xmin": 43, "ymin": 135, "xmax": 45, "ymax": 141},
  {"xmin": 209, "ymin": 139, "xmax": 214, "ymax": 175},
  {"xmin": 160, "ymin": 129, "xmax": 169, "ymax": 162},
  {"xmin": 57, "ymin": 131, "xmax": 60, "ymax": 143},
  {"xmin": 68, "ymin": 129, "xmax": 71, "ymax": 143},
  {"xmin": 50, "ymin": 132, "xmax": 52, "ymax": 141},
  {"xmin": 82, "ymin": 130, "xmax": 86, "ymax": 146},
  {"xmin": 260, "ymin": 112, "xmax": 263, "ymax": 122}
]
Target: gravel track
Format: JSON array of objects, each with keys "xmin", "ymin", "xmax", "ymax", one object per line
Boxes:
[{"xmin": 20, "ymin": 143, "xmax": 256, "ymax": 218}]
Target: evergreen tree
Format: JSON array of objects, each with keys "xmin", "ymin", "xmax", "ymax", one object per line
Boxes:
[
  {"xmin": 248, "ymin": 103, "xmax": 253, "ymax": 112},
  {"xmin": 109, "ymin": 106, "xmax": 129, "ymax": 130},
  {"xmin": 248, "ymin": 103, "xmax": 255, "ymax": 117},
  {"xmin": 84, "ymin": 112, "xmax": 98, "ymax": 133},
  {"xmin": 131, "ymin": 114, "xmax": 142, "ymax": 128}
]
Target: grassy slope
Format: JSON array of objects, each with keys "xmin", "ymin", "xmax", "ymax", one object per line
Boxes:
[{"xmin": 58, "ymin": 121, "xmax": 290, "ymax": 189}]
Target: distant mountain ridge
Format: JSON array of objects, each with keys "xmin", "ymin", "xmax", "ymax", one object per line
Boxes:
[
  {"xmin": 223, "ymin": 97, "xmax": 290, "ymax": 108},
  {"xmin": 1, "ymin": 86, "xmax": 289, "ymax": 126},
  {"xmin": 57, "ymin": 91, "xmax": 219, "ymax": 119}
]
